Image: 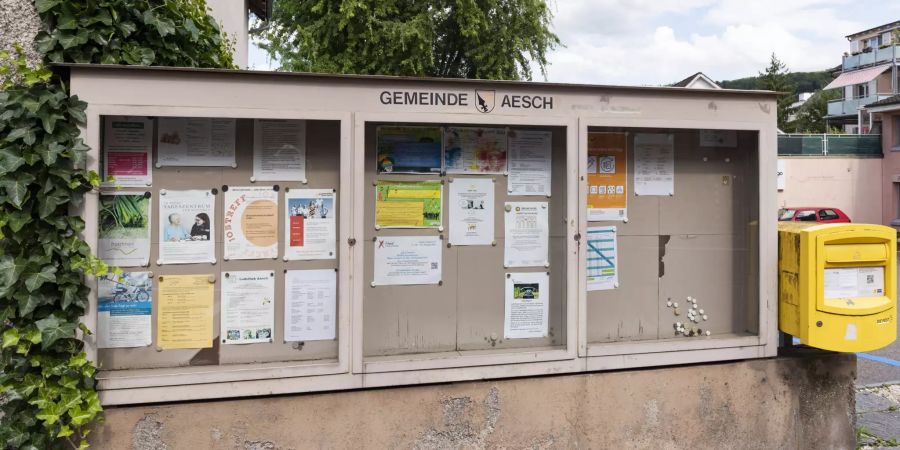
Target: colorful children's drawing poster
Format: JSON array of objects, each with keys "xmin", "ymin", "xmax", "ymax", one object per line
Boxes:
[{"xmin": 444, "ymin": 127, "xmax": 508, "ymax": 174}]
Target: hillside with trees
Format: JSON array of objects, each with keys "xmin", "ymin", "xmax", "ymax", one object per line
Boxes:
[{"xmin": 718, "ymin": 70, "xmax": 834, "ymax": 94}]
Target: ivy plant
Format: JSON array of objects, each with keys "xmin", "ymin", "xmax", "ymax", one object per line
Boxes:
[
  {"xmin": 34, "ymin": 0, "xmax": 235, "ymax": 68},
  {"xmin": 0, "ymin": 46, "xmax": 106, "ymax": 450}
]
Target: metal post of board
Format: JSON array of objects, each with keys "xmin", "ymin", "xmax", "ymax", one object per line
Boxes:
[{"xmin": 823, "ymin": 133, "xmax": 828, "ymax": 155}]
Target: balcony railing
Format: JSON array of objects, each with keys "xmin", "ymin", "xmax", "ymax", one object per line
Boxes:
[
  {"xmin": 843, "ymin": 45, "xmax": 898, "ymax": 71},
  {"xmin": 778, "ymin": 134, "xmax": 882, "ymax": 156},
  {"xmin": 826, "ymin": 94, "xmax": 893, "ymax": 116}
]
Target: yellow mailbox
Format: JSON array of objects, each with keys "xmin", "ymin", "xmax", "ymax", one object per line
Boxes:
[{"xmin": 779, "ymin": 222, "xmax": 896, "ymax": 352}]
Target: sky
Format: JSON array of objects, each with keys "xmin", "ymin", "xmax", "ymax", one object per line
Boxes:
[{"xmin": 248, "ymin": 0, "xmax": 900, "ymax": 86}]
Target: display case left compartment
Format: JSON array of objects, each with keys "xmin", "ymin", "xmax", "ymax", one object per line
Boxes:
[{"xmin": 95, "ymin": 115, "xmax": 344, "ymax": 373}]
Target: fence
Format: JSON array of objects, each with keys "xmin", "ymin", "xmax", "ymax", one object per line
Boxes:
[{"xmin": 777, "ymin": 134, "xmax": 882, "ymax": 156}]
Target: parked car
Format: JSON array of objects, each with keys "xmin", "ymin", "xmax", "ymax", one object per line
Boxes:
[{"xmin": 778, "ymin": 207, "xmax": 851, "ymax": 223}]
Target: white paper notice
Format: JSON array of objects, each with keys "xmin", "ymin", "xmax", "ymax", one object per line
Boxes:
[
  {"xmin": 824, "ymin": 267, "xmax": 885, "ymax": 299},
  {"xmin": 253, "ymin": 119, "xmax": 307, "ymax": 181},
  {"xmin": 586, "ymin": 226, "xmax": 618, "ymax": 291},
  {"xmin": 504, "ymin": 272, "xmax": 549, "ymax": 339},
  {"xmin": 98, "ymin": 192, "xmax": 151, "ymax": 267},
  {"xmin": 449, "ymin": 178, "xmax": 495, "ymax": 246},
  {"xmin": 157, "ymin": 117, "xmax": 236, "ymax": 167},
  {"xmin": 508, "ymin": 130, "xmax": 552, "ymax": 196},
  {"xmin": 285, "ymin": 189, "xmax": 337, "ymax": 260},
  {"xmin": 373, "ymin": 236, "xmax": 442, "ymax": 286},
  {"xmin": 633, "ymin": 133, "xmax": 674, "ymax": 196},
  {"xmin": 221, "ymin": 270, "xmax": 275, "ymax": 344},
  {"xmin": 224, "ymin": 186, "xmax": 278, "ymax": 260},
  {"xmin": 102, "ymin": 116, "xmax": 153, "ymax": 187},
  {"xmin": 504, "ymin": 202, "xmax": 549, "ymax": 268},
  {"xmin": 284, "ymin": 269, "xmax": 337, "ymax": 341},
  {"xmin": 158, "ymin": 189, "xmax": 216, "ymax": 264},
  {"xmin": 97, "ymin": 272, "xmax": 153, "ymax": 348}
]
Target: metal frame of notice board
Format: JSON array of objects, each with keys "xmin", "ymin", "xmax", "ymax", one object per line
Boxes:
[{"xmin": 62, "ymin": 64, "xmax": 779, "ymax": 405}]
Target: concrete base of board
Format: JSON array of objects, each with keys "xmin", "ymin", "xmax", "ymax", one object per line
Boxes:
[{"xmin": 92, "ymin": 351, "xmax": 856, "ymax": 449}]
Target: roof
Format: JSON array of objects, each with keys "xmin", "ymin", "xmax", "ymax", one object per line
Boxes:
[
  {"xmin": 54, "ymin": 63, "xmax": 779, "ymax": 98},
  {"xmin": 866, "ymin": 94, "xmax": 900, "ymax": 108},
  {"xmin": 846, "ymin": 20, "xmax": 900, "ymax": 40},
  {"xmin": 671, "ymin": 72, "xmax": 721, "ymax": 89},
  {"xmin": 249, "ymin": 0, "xmax": 272, "ymax": 20},
  {"xmin": 823, "ymin": 64, "xmax": 891, "ymax": 90}
]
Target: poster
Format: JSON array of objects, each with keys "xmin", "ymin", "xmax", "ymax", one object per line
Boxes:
[
  {"xmin": 504, "ymin": 272, "xmax": 549, "ymax": 339},
  {"xmin": 449, "ymin": 178, "xmax": 494, "ymax": 246},
  {"xmin": 157, "ymin": 274, "xmax": 214, "ymax": 349},
  {"xmin": 224, "ymin": 186, "xmax": 278, "ymax": 260},
  {"xmin": 284, "ymin": 269, "xmax": 337, "ymax": 341},
  {"xmin": 634, "ymin": 133, "xmax": 674, "ymax": 196},
  {"xmin": 824, "ymin": 267, "xmax": 885, "ymax": 299},
  {"xmin": 373, "ymin": 236, "xmax": 442, "ymax": 286},
  {"xmin": 587, "ymin": 132, "xmax": 628, "ymax": 221},
  {"xmin": 285, "ymin": 189, "xmax": 337, "ymax": 260},
  {"xmin": 97, "ymin": 272, "xmax": 152, "ymax": 348},
  {"xmin": 508, "ymin": 130, "xmax": 552, "ymax": 196},
  {"xmin": 375, "ymin": 180, "xmax": 442, "ymax": 228},
  {"xmin": 99, "ymin": 192, "xmax": 151, "ymax": 267},
  {"xmin": 157, "ymin": 117, "xmax": 236, "ymax": 167},
  {"xmin": 444, "ymin": 127, "xmax": 508, "ymax": 174},
  {"xmin": 504, "ymin": 202, "xmax": 549, "ymax": 268},
  {"xmin": 376, "ymin": 126, "xmax": 442, "ymax": 174},
  {"xmin": 102, "ymin": 116, "xmax": 152, "ymax": 187},
  {"xmin": 221, "ymin": 271, "xmax": 275, "ymax": 345},
  {"xmin": 699, "ymin": 129, "xmax": 737, "ymax": 147},
  {"xmin": 253, "ymin": 119, "xmax": 307, "ymax": 181},
  {"xmin": 158, "ymin": 190, "xmax": 216, "ymax": 264},
  {"xmin": 586, "ymin": 226, "xmax": 618, "ymax": 291}
]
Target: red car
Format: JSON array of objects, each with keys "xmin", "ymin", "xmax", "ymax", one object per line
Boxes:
[{"xmin": 778, "ymin": 207, "xmax": 851, "ymax": 223}]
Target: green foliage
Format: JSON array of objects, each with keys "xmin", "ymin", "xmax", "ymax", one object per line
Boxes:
[
  {"xmin": 718, "ymin": 71, "xmax": 835, "ymax": 94},
  {"xmin": 789, "ymin": 89, "xmax": 840, "ymax": 133},
  {"xmin": 259, "ymin": 0, "xmax": 561, "ymax": 80},
  {"xmin": 34, "ymin": 0, "xmax": 235, "ymax": 68},
  {"xmin": 0, "ymin": 49, "xmax": 106, "ymax": 450},
  {"xmin": 757, "ymin": 53, "xmax": 794, "ymax": 131}
]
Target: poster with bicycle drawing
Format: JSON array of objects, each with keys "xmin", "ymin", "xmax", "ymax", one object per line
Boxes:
[{"xmin": 97, "ymin": 272, "xmax": 152, "ymax": 348}]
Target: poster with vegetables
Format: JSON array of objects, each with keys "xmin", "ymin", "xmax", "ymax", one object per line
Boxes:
[{"xmin": 99, "ymin": 192, "xmax": 151, "ymax": 267}]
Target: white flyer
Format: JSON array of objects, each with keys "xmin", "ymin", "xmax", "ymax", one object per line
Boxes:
[
  {"xmin": 824, "ymin": 267, "xmax": 885, "ymax": 299},
  {"xmin": 97, "ymin": 272, "xmax": 152, "ymax": 348},
  {"xmin": 285, "ymin": 189, "xmax": 337, "ymax": 260},
  {"xmin": 98, "ymin": 192, "xmax": 151, "ymax": 267},
  {"xmin": 157, "ymin": 117, "xmax": 236, "ymax": 167},
  {"xmin": 373, "ymin": 236, "xmax": 442, "ymax": 286},
  {"xmin": 158, "ymin": 189, "xmax": 216, "ymax": 264},
  {"xmin": 221, "ymin": 270, "xmax": 275, "ymax": 345},
  {"xmin": 284, "ymin": 269, "xmax": 337, "ymax": 341},
  {"xmin": 504, "ymin": 272, "xmax": 549, "ymax": 339},
  {"xmin": 449, "ymin": 178, "xmax": 495, "ymax": 246},
  {"xmin": 504, "ymin": 202, "xmax": 549, "ymax": 268},
  {"xmin": 253, "ymin": 119, "xmax": 307, "ymax": 181},
  {"xmin": 443, "ymin": 127, "xmax": 508, "ymax": 174},
  {"xmin": 586, "ymin": 226, "xmax": 618, "ymax": 291},
  {"xmin": 102, "ymin": 116, "xmax": 153, "ymax": 187},
  {"xmin": 633, "ymin": 133, "xmax": 674, "ymax": 196},
  {"xmin": 224, "ymin": 186, "xmax": 279, "ymax": 260},
  {"xmin": 508, "ymin": 130, "xmax": 552, "ymax": 196}
]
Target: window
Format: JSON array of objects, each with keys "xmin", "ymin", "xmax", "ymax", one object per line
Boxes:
[
  {"xmin": 864, "ymin": 35, "xmax": 882, "ymax": 49},
  {"xmin": 818, "ymin": 209, "xmax": 839, "ymax": 221},
  {"xmin": 778, "ymin": 209, "xmax": 796, "ymax": 221},
  {"xmin": 893, "ymin": 116, "xmax": 900, "ymax": 150},
  {"xmin": 796, "ymin": 210, "xmax": 817, "ymax": 221},
  {"xmin": 855, "ymin": 83, "xmax": 869, "ymax": 99}
]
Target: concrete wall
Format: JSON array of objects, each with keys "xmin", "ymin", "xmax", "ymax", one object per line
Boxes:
[
  {"xmin": 778, "ymin": 157, "xmax": 883, "ymax": 224},
  {"xmin": 90, "ymin": 353, "xmax": 856, "ymax": 450},
  {"xmin": 0, "ymin": 0, "xmax": 42, "ymax": 84},
  {"xmin": 881, "ymin": 111, "xmax": 900, "ymax": 226},
  {"xmin": 207, "ymin": 0, "xmax": 248, "ymax": 68}
]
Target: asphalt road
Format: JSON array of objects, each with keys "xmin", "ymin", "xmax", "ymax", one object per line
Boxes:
[{"xmin": 854, "ymin": 255, "xmax": 900, "ymax": 386}]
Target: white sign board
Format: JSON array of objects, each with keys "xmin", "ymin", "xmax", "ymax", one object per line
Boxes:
[
  {"xmin": 634, "ymin": 133, "xmax": 674, "ymax": 196},
  {"xmin": 504, "ymin": 272, "xmax": 549, "ymax": 339},
  {"xmin": 449, "ymin": 178, "xmax": 495, "ymax": 246},
  {"xmin": 373, "ymin": 236, "xmax": 442, "ymax": 286},
  {"xmin": 504, "ymin": 202, "xmax": 549, "ymax": 268}
]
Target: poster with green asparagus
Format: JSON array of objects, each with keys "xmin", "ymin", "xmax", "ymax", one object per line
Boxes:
[{"xmin": 99, "ymin": 192, "xmax": 151, "ymax": 267}]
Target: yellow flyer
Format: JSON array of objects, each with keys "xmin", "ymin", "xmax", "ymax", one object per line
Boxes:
[
  {"xmin": 375, "ymin": 180, "xmax": 442, "ymax": 228},
  {"xmin": 587, "ymin": 132, "xmax": 628, "ymax": 221},
  {"xmin": 157, "ymin": 274, "xmax": 215, "ymax": 349}
]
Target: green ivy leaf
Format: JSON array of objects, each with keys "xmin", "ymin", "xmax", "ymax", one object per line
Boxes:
[
  {"xmin": 68, "ymin": 405, "xmax": 93, "ymax": 427},
  {"xmin": 25, "ymin": 266, "xmax": 57, "ymax": 292},
  {"xmin": 4, "ymin": 126, "xmax": 30, "ymax": 142},
  {"xmin": 18, "ymin": 293, "xmax": 48, "ymax": 317},
  {"xmin": 25, "ymin": 327, "xmax": 41, "ymax": 345},
  {"xmin": 0, "ymin": 148, "xmax": 26, "ymax": 176},
  {"xmin": 0, "ymin": 172, "xmax": 35, "ymax": 208},
  {"xmin": 33, "ymin": 0, "xmax": 61, "ymax": 14},
  {"xmin": 7, "ymin": 210, "xmax": 32, "ymax": 232},
  {"xmin": 57, "ymin": 424, "xmax": 73, "ymax": 438},
  {"xmin": 35, "ymin": 315, "xmax": 76, "ymax": 349},
  {"xmin": 2, "ymin": 328, "xmax": 20, "ymax": 348}
]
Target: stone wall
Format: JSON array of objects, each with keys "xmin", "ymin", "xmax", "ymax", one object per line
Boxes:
[
  {"xmin": 91, "ymin": 351, "xmax": 856, "ymax": 450},
  {"xmin": 0, "ymin": 0, "xmax": 42, "ymax": 80}
]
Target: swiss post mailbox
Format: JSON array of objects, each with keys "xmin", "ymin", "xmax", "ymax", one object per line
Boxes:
[{"xmin": 779, "ymin": 222, "xmax": 896, "ymax": 352}]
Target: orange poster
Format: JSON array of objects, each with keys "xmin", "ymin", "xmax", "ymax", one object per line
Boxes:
[{"xmin": 587, "ymin": 132, "xmax": 628, "ymax": 221}]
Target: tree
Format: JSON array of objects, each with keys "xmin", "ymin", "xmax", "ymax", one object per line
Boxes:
[
  {"xmin": 258, "ymin": 0, "xmax": 561, "ymax": 80},
  {"xmin": 790, "ymin": 90, "xmax": 839, "ymax": 133},
  {"xmin": 757, "ymin": 53, "xmax": 794, "ymax": 130}
]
